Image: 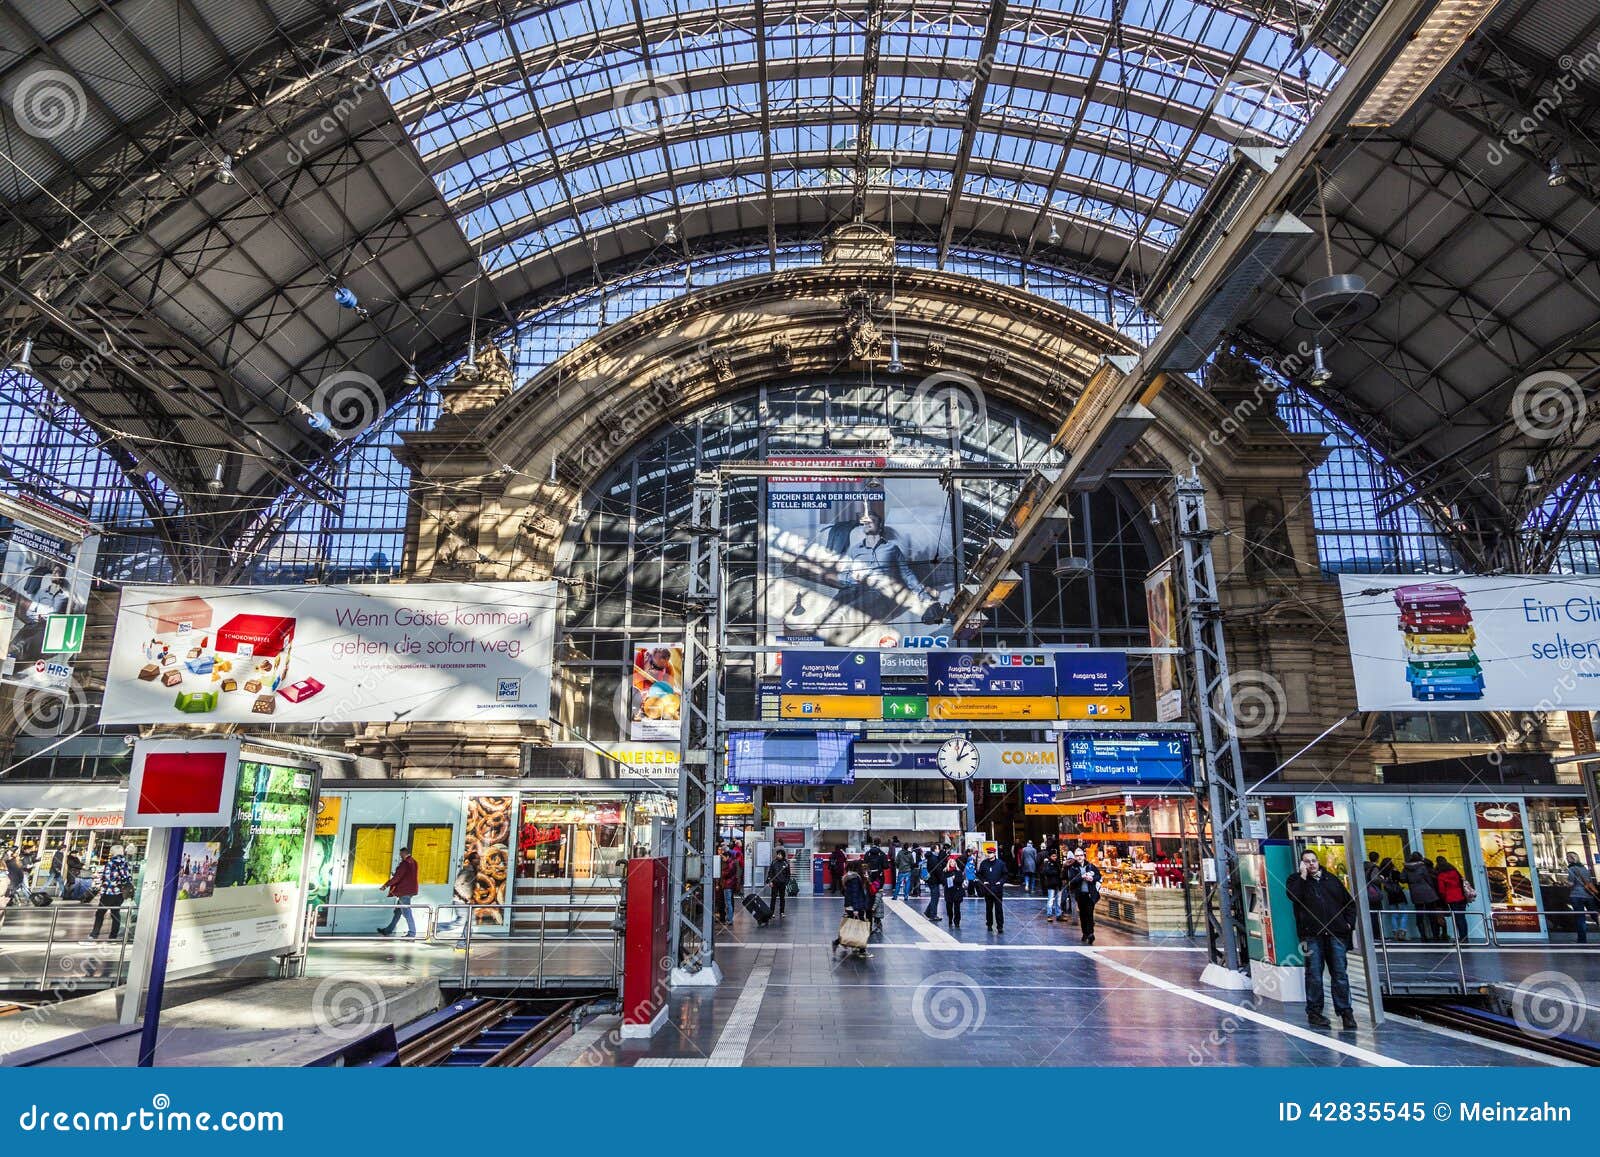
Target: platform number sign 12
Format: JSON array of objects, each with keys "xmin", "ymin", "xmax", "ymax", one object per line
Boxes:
[{"xmin": 42, "ymin": 613, "xmax": 86, "ymax": 654}]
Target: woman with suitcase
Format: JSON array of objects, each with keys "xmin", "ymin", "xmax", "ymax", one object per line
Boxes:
[{"xmin": 833, "ymin": 865, "xmax": 873, "ymax": 958}]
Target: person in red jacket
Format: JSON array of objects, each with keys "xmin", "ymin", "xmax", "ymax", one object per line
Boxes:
[
  {"xmin": 1434, "ymin": 855, "xmax": 1473, "ymax": 942},
  {"xmin": 377, "ymin": 846, "xmax": 421, "ymax": 938}
]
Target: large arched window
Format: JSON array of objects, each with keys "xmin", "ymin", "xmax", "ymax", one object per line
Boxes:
[{"xmin": 555, "ymin": 380, "xmax": 1157, "ymax": 742}]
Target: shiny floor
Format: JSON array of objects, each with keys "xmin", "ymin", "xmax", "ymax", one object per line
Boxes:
[{"xmin": 553, "ymin": 892, "xmax": 1569, "ymax": 1067}]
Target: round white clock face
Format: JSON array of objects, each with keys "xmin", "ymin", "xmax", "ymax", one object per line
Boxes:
[{"xmin": 937, "ymin": 736, "xmax": 980, "ymax": 782}]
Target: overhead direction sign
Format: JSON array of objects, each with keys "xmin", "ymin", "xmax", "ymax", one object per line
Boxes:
[
  {"xmin": 42, "ymin": 613, "xmax": 87, "ymax": 654},
  {"xmin": 928, "ymin": 651, "xmax": 1056, "ymax": 697},
  {"xmin": 779, "ymin": 694, "xmax": 883, "ymax": 719},
  {"xmin": 929, "ymin": 694, "xmax": 1057, "ymax": 720},
  {"xmin": 1054, "ymin": 650, "xmax": 1129, "ymax": 696},
  {"xmin": 779, "ymin": 649, "xmax": 881, "ymax": 695},
  {"xmin": 1057, "ymin": 695, "xmax": 1131, "ymax": 720}
]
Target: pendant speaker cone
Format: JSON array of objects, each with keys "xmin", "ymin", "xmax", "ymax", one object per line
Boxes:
[{"xmin": 1294, "ymin": 273, "xmax": 1380, "ymax": 330}]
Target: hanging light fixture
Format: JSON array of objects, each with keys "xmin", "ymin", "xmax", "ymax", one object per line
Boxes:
[
  {"xmin": 1308, "ymin": 344, "xmax": 1333, "ymax": 387},
  {"xmin": 1548, "ymin": 157, "xmax": 1568, "ymax": 188},
  {"xmin": 214, "ymin": 153, "xmax": 235, "ymax": 185},
  {"xmin": 1046, "ymin": 219, "xmax": 1061, "ymax": 246},
  {"xmin": 402, "ymin": 364, "xmax": 421, "ymax": 387},
  {"xmin": 663, "ymin": 221, "xmax": 679, "ymax": 244},
  {"xmin": 886, "ymin": 334, "xmax": 903, "ymax": 373},
  {"xmin": 12, "ymin": 336, "xmax": 33, "ymax": 374}
]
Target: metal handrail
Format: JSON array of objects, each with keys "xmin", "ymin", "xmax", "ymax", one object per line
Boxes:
[{"xmin": 0, "ymin": 897, "xmax": 137, "ymax": 990}]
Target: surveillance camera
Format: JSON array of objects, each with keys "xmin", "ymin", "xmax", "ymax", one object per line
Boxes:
[{"xmin": 122, "ymin": 733, "xmax": 137, "ymax": 748}]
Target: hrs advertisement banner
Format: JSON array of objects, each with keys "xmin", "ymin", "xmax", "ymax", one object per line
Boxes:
[
  {"xmin": 764, "ymin": 457, "xmax": 954, "ymax": 649},
  {"xmin": 1340, "ymin": 574, "xmax": 1600, "ymax": 711},
  {"xmin": 101, "ymin": 582, "xmax": 557, "ymax": 724}
]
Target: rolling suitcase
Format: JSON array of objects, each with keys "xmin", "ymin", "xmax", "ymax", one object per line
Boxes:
[{"xmin": 742, "ymin": 891, "xmax": 773, "ymax": 926}]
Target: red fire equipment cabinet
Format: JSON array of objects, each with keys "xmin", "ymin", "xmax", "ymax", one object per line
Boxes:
[{"xmin": 622, "ymin": 856, "xmax": 671, "ymax": 1038}]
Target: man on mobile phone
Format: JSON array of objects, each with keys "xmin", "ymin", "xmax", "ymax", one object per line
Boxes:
[{"xmin": 1285, "ymin": 849, "xmax": 1357, "ymax": 1030}]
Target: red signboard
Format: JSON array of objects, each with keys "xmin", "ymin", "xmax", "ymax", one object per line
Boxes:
[{"xmin": 127, "ymin": 738, "xmax": 241, "ymax": 827}]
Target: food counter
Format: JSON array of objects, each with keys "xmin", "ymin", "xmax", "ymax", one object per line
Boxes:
[{"xmin": 1092, "ymin": 864, "xmax": 1197, "ymax": 937}]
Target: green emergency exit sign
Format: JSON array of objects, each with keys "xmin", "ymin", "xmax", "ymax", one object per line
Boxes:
[
  {"xmin": 42, "ymin": 614, "xmax": 86, "ymax": 654},
  {"xmin": 881, "ymin": 695, "xmax": 927, "ymax": 720}
]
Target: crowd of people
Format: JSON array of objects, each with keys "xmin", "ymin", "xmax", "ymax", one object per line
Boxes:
[{"xmin": 1361, "ymin": 850, "xmax": 1479, "ymax": 942}]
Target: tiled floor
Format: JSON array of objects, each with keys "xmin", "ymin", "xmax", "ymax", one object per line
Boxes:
[{"xmin": 563, "ymin": 892, "xmax": 1569, "ymax": 1067}]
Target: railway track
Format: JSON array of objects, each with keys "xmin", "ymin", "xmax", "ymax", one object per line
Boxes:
[
  {"xmin": 394, "ymin": 998, "xmax": 582, "ymax": 1067},
  {"xmin": 1391, "ymin": 999, "xmax": 1600, "ymax": 1066}
]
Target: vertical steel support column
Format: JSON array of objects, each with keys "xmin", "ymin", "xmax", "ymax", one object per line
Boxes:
[
  {"xmin": 670, "ymin": 472, "xmax": 723, "ymax": 983},
  {"xmin": 1175, "ymin": 475, "xmax": 1248, "ymax": 974}
]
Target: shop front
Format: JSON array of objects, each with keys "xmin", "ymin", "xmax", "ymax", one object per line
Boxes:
[
  {"xmin": 1265, "ymin": 787, "xmax": 1595, "ymax": 940},
  {"xmin": 319, "ymin": 779, "xmax": 674, "ymax": 935},
  {"xmin": 0, "ymin": 800, "xmax": 151, "ymax": 900},
  {"xmin": 1033, "ymin": 785, "xmax": 1203, "ymax": 936}
]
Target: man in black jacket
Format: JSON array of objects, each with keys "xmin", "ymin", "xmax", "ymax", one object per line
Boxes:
[
  {"xmin": 1285, "ymin": 849, "xmax": 1357, "ymax": 1030},
  {"xmin": 922, "ymin": 844, "xmax": 943, "ymax": 921},
  {"xmin": 977, "ymin": 846, "xmax": 1008, "ymax": 933}
]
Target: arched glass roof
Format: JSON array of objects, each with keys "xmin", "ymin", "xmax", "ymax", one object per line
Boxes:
[{"xmin": 385, "ymin": 0, "xmax": 1336, "ymax": 288}]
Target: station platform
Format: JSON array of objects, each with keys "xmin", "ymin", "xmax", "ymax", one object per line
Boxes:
[{"xmin": 547, "ymin": 893, "xmax": 1575, "ymax": 1068}]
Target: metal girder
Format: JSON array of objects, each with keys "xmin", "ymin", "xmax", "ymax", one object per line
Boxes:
[
  {"xmin": 670, "ymin": 473, "xmax": 722, "ymax": 978},
  {"xmin": 1175, "ymin": 474, "xmax": 1247, "ymax": 973},
  {"xmin": 947, "ymin": 0, "xmax": 1440, "ymax": 630},
  {"xmin": 851, "ymin": 0, "xmax": 884, "ymax": 222},
  {"xmin": 935, "ymin": 0, "xmax": 1009, "ymax": 263}
]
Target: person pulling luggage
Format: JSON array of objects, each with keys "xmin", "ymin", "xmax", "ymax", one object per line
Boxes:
[{"xmin": 767, "ymin": 847, "xmax": 792, "ymax": 919}]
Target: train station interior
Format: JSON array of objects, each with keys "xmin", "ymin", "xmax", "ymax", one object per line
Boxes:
[{"xmin": 0, "ymin": 0, "xmax": 1598, "ymax": 1070}]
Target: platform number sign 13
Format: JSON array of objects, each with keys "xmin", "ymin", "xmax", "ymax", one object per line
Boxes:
[{"xmin": 936, "ymin": 736, "xmax": 980, "ymax": 782}]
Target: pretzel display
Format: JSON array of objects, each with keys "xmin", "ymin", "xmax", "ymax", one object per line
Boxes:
[{"xmin": 465, "ymin": 795, "xmax": 514, "ymax": 925}]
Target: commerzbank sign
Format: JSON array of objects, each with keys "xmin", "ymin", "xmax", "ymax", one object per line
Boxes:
[{"xmin": 973, "ymin": 742, "xmax": 1057, "ymax": 779}]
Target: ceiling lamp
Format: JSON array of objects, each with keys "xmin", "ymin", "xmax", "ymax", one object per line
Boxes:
[
  {"xmin": 886, "ymin": 334, "xmax": 903, "ymax": 373},
  {"xmin": 663, "ymin": 221, "xmax": 679, "ymax": 244},
  {"xmin": 402, "ymin": 364, "xmax": 421, "ymax": 387},
  {"xmin": 1047, "ymin": 219, "xmax": 1061, "ymax": 245},
  {"xmin": 214, "ymin": 153, "xmax": 235, "ymax": 184},
  {"xmin": 1294, "ymin": 167, "xmax": 1380, "ymax": 330},
  {"xmin": 981, "ymin": 570, "xmax": 1022, "ymax": 609},
  {"xmin": 12, "ymin": 337, "xmax": 32, "ymax": 374},
  {"xmin": 1308, "ymin": 344, "xmax": 1333, "ymax": 387},
  {"xmin": 1549, "ymin": 157, "xmax": 1568, "ymax": 188},
  {"xmin": 1347, "ymin": 0, "xmax": 1499, "ymax": 128}
]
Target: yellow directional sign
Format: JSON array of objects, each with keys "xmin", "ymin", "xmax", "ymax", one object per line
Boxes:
[
  {"xmin": 928, "ymin": 695, "xmax": 1058, "ymax": 720},
  {"xmin": 778, "ymin": 694, "xmax": 883, "ymax": 719},
  {"xmin": 1057, "ymin": 695, "xmax": 1132, "ymax": 720}
]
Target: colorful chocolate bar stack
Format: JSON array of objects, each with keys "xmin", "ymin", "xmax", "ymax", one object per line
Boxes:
[
  {"xmin": 174, "ymin": 689, "xmax": 218, "ymax": 713},
  {"xmin": 1393, "ymin": 582, "xmax": 1483, "ymax": 701}
]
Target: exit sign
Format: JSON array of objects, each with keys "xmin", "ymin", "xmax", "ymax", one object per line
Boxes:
[
  {"xmin": 988, "ymin": 781, "xmax": 1008, "ymax": 794},
  {"xmin": 881, "ymin": 695, "xmax": 927, "ymax": 720},
  {"xmin": 42, "ymin": 614, "xmax": 86, "ymax": 654}
]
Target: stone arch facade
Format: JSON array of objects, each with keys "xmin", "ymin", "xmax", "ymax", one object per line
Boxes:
[{"xmin": 372, "ymin": 242, "xmax": 1386, "ymax": 780}]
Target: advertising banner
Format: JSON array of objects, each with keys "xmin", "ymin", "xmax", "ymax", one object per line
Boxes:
[
  {"xmin": 1473, "ymin": 801, "xmax": 1540, "ymax": 932},
  {"xmin": 628, "ymin": 643, "xmax": 684, "ymax": 740},
  {"xmin": 1145, "ymin": 565, "xmax": 1182, "ymax": 721},
  {"xmin": 765, "ymin": 457, "xmax": 953, "ymax": 649},
  {"xmin": 971, "ymin": 741, "xmax": 1060, "ymax": 779},
  {"xmin": 167, "ymin": 759, "xmax": 315, "ymax": 975},
  {"xmin": 0, "ymin": 499, "xmax": 98, "ymax": 694},
  {"xmin": 100, "ymin": 581, "xmax": 556, "ymax": 724},
  {"xmin": 1339, "ymin": 574, "xmax": 1600, "ymax": 710}
]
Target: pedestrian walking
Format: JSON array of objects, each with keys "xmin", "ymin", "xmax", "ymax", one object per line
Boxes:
[
  {"xmin": 864, "ymin": 840, "xmax": 887, "ymax": 888},
  {"xmin": 452, "ymin": 846, "xmax": 480, "ymax": 946},
  {"xmin": 963, "ymin": 850, "xmax": 978, "ymax": 897},
  {"xmin": 768, "ymin": 847, "xmax": 792, "ymax": 919},
  {"xmin": 1021, "ymin": 840, "xmax": 1039, "ymax": 895},
  {"xmin": 836, "ymin": 864, "xmax": 873, "ymax": 958},
  {"xmin": 720, "ymin": 845, "xmax": 742, "ymax": 924},
  {"xmin": 829, "ymin": 845, "xmax": 847, "ymax": 895},
  {"xmin": 376, "ymin": 846, "xmax": 421, "ymax": 937},
  {"xmin": 1285, "ymin": 848, "xmax": 1357, "ymax": 1031},
  {"xmin": 893, "ymin": 842, "xmax": 916, "ymax": 900},
  {"xmin": 1041, "ymin": 849, "xmax": 1063, "ymax": 921},
  {"xmin": 923, "ymin": 844, "xmax": 943, "ymax": 921},
  {"xmin": 1402, "ymin": 852, "xmax": 1443, "ymax": 941},
  {"xmin": 1066, "ymin": 849, "xmax": 1100, "ymax": 943},
  {"xmin": 1566, "ymin": 852, "xmax": 1598, "ymax": 942},
  {"xmin": 85, "ymin": 845, "xmax": 132, "ymax": 943},
  {"xmin": 1434, "ymin": 855, "xmax": 1474, "ymax": 941},
  {"xmin": 909, "ymin": 843, "xmax": 923, "ymax": 898},
  {"xmin": 942, "ymin": 852, "xmax": 965, "ymax": 929},
  {"xmin": 978, "ymin": 845, "xmax": 1007, "ymax": 933}
]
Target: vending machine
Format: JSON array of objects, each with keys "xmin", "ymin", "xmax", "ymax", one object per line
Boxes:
[{"xmin": 1236, "ymin": 837, "xmax": 1306, "ymax": 1003}]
